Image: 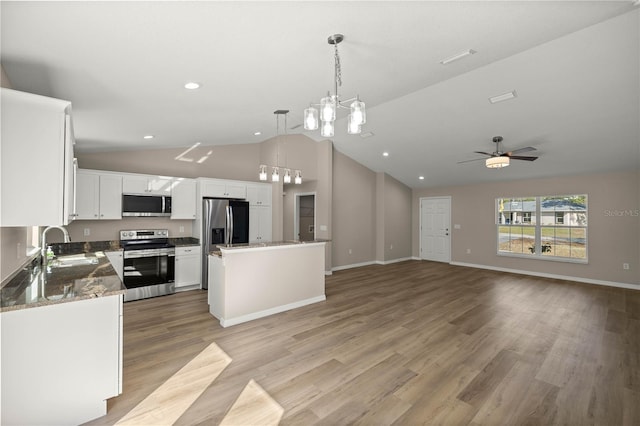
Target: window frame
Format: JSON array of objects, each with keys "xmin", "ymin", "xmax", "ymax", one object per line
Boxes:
[{"xmin": 496, "ymin": 195, "xmax": 588, "ymax": 264}]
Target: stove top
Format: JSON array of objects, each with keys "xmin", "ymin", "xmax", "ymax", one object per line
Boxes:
[
  {"xmin": 120, "ymin": 229, "xmax": 169, "ymax": 241},
  {"xmin": 120, "ymin": 229, "xmax": 174, "ymax": 250}
]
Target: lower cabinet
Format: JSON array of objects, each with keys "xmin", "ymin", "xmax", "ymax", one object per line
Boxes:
[
  {"xmin": 175, "ymin": 245, "xmax": 201, "ymax": 288},
  {"xmin": 1, "ymin": 295, "xmax": 123, "ymax": 425}
]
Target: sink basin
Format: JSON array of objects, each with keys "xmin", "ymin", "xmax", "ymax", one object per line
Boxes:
[{"xmin": 50, "ymin": 255, "xmax": 99, "ymax": 268}]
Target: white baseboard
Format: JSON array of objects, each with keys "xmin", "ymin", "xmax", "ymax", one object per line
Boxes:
[
  {"xmin": 331, "ymin": 261, "xmax": 376, "ymax": 272},
  {"xmin": 450, "ymin": 261, "xmax": 640, "ymax": 291},
  {"xmin": 219, "ymin": 295, "xmax": 326, "ymax": 327},
  {"xmin": 324, "ymin": 271, "xmax": 333, "ymax": 276},
  {"xmin": 375, "ymin": 257, "xmax": 413, "ymax": 265},
  {"xmin": 411, "ymin": 256, "xmax": 422, "ymax": 261}
]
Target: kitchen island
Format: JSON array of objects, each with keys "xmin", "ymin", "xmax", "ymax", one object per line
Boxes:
[
  {"xmin": 1, "ymin": 250, "xmax": 125, "ymax": 425},
  {"xmin": 208, "ymin": 241, "xmax": 326, "ymax": 327}
]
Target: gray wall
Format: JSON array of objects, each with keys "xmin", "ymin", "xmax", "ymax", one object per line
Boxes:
[{"xmin": 412, "ymin": 169, "xmax": 640, "ymax": 286}]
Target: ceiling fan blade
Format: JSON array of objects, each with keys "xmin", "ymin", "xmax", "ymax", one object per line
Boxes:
[
  {"xmin": 508, "ymin": 155, "xmax": 538, "ymax": 161},
  {"xmin": 473, "ymin": 151, "xmax": 493, "ymax": 156},
  {"xmin": 457, "ymin": 158, "xmax": 486, "ymax": 164},
  {"xmin": 506, "ymin": 146, "xmax": 536, "ymax": 155}
]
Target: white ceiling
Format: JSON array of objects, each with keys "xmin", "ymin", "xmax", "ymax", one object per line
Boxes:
[{"xmin": 2, "ymin": 1, "xmax": 639, "ymax": 188}]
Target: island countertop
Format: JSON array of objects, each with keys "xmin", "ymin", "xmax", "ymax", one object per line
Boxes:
[
  {"xmin": 0, "ymin": 252, "xmax": 125, "ymax": 313},
  {"xmin": 211, "ymin": 239, "xmax": 329, "ymax": 255}
]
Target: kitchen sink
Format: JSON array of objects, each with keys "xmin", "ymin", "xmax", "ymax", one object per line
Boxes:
[{"xmin": 49, "ymin": 255, "xmax": 99, "ymax": 268}]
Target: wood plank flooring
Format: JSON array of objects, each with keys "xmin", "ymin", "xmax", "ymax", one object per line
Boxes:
[{"xmin": 84, "ymin": 261, "xmax": 640, "ymax": 425}]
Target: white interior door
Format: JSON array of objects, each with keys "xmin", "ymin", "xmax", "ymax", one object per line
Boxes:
[{"xmin": 420, "ymin": 197, "xmax": 451, "ymax": 262}]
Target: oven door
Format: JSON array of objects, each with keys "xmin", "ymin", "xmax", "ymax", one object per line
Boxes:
[{"xmin": 123, "ymin": 248, "xmax": 175, "ymax": 289}]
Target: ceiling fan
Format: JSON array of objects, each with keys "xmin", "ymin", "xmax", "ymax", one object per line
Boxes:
[{"xmin": 458, "ymin": 136, "xmax": 538, "ymax": 168}]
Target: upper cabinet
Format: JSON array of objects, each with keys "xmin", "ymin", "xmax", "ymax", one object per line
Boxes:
[
  {"xmin": 199, "ymin": 179, "xmax": 246, "ymax": 199},
  {"xmin": 1, "ymin": 89, "xmax": 77, "ymax": 226},
  {"xmin": 246, "ymin": 184, "xmax": 272, "ymax": 206},
  {"xmin": 76, "ymin": 170, "xmax": 122, "ymax": 220},
  {"xmin": 171, "ymin": 178, "xmax": 197, "ymax": 219},
  {"xmin": 122, "ymin": 175, "xmax": 172, "ymax": 195}
]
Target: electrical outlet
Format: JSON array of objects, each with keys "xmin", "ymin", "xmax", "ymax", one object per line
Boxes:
[
  {"xmin": 454, "ymin": 224, "xmax": 461, "ymax": 229},
  {"xmin": 83, "ymin": 228, "xmax": 90, "ymax": 236},
  {"xmin": 17, "ymin": 242, "xmax": 22, "ymax": 259},
  {"xmin": 179, "ymin": 226, "xmax": 185, "ymax": 233},
  {"xmin": 348, "ymin": 249, "xmax": 352, "ymax": 255},
  {"xmin": 466, "ymin": 248, "xmax": 471, "ymax": 254},
  {"xmin": 623, "ymin": 263, "xmax": 630, "ymax": 270},
  {"xmin": 390, "ymin": 244, "xmax": 393, "ymax": 250}
]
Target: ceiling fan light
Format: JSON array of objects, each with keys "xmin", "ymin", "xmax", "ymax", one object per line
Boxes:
[
  {"xmin": 303, "ymin": 107, "xmax": 319, "ymax": 130},
  {"xmin": 486, "ymin": 156, "xmax": 510, "ymax": 168},
  {"xmin": 321, "ymin": 120, "xmax": 334, "ymax": 138},
  {"xmin": 350, "ymin": 99, "xmax": 366, "ymax": 125}
]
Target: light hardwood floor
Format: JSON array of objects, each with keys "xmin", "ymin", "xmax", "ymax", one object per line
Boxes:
[{"xmin": 85, "ymin": 261, "xmax": 640, "ymax": 425}]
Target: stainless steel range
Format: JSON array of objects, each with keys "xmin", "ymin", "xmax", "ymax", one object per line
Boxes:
[{"xmin": 120, "ymin": 229, "xmax": 175, "ymax": 302}]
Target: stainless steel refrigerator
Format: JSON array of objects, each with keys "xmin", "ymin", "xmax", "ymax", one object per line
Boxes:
[{"xmin": 201, "ymin": 198, "xmax": 249, "ymax": 289}]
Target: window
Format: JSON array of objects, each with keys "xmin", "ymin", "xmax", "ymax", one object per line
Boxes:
[{"xmin": 497, "ymin": 195, "xmax": 587, "ymax": 262}]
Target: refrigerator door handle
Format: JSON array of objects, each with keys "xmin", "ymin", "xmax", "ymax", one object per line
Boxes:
[
  {"xmin": 203, "ymin": 201, "xmax": 212, "ymax": 249},
  {"xmin": 225, "ymin": 205, "xmax": 231, "ymax": 244},
  {"xmin": 229, "ymin": 206, "xmax": 234, "ymax": 245}
]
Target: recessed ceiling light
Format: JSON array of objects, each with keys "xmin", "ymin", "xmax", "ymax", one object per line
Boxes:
[
  {"xmin": 254, "ymin": 131, "xmax": 262, "ymax": 136},
  {"xmin": 382, "ymin": 152, "xmax": 389, "ymax": 157},
  {"xmin": 419, "ymin": 176, "xmax": 425, "ymax": 180},
  {"xmin": 143, "ymin": 135, "xmax": 154, "ymax": 139},
  {"xmin": 489, "ymin": 90, "xmax": 517, "ymax": 104},
  {"xmin": 184, "ymin": 82, "xmax": 200, "ymax": 90},
  {"xmin": 440, "ymin": 49, "xmax": 476, "ymax": 65}
]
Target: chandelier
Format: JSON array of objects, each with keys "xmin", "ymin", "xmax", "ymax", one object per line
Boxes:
[
  {"xmin": 303, "ymin": 34, "xmax": 366, "ymax": 137},
  {"xmin": 259, "ymin": 110, "xmax": 302, "ymax": 184}
]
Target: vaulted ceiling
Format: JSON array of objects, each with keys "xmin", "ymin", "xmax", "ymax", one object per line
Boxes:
[{"xmin": 2, "ymin": 1, "xmax": 639, "ymax": 188}]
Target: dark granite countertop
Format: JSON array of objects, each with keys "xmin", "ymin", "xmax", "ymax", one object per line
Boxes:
[
  {"xmin": 211, "ymin": 239, "xmax": 329, "ymax": 255},
  {"xmin": 1, "ymin": 251, "xmax": 125, "ymax": 313},
  {"xmin": 1, "ymin": 237, "xmax": 199, "ymax": 312}
]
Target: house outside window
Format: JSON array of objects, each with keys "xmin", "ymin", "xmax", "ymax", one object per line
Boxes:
[{"xmin": 497, "ymin": 195, "xmax": 587, "ymax": 262}]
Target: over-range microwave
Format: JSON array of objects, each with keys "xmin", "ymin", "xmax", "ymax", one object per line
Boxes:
[{"xmin": 122, "ymin": 194, "xmax": 172, "ymax": 217}]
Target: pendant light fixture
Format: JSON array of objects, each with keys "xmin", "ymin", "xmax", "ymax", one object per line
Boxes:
[
  {"xmin": 304, "ymin": 34, "xmax": 366, "ymax": 136},
  {"xmin": 258, "ymin": 110, "xmax": 302, "ymax": 184}
]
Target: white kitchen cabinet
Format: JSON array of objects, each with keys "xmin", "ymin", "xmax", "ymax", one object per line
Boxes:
[
  {"xmin": 175, "ymin": 245, "xmax": 201, "ymax": 288},
  {"xmin": 76, "ymin": 170, "xmax": 122, "ymax": 220},
  {"xmin": 122, "ymin": 174, "xmax": 172, "ymax": 195},
  {"xmin": 1, "ymin": 295, "xmax": 123, "ymax": 425},
  {"xmin": 105, "ymin": 250, "xmax": 124, "ymax": 281},
  {"xmin": 249, "ymin": 206, "xmax": 272, "ymax": 243},
  {"xmin": 1, "ymin": 88, "xmax": 77, "ymax": 226},
  {"xmin": 200, "ymin": 178, "xmax": 246, "ymax": 199},
  {"xmin": 171, "ymin": 178, "xmax": 197, "ymax": 219},
  {"xmin": 246, "ymin": 183, "xmax": 272, "ymax": 206}
]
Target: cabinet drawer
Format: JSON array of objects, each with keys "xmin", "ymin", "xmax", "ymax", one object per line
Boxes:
[{"xmin": 176, "ymin": 246, "xmax": 201, "ymax": 256}]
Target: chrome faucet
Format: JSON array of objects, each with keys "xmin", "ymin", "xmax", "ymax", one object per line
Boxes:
[{"xmin": 41, "ymin": 226, "xmax": 71, "ymax": 264}]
